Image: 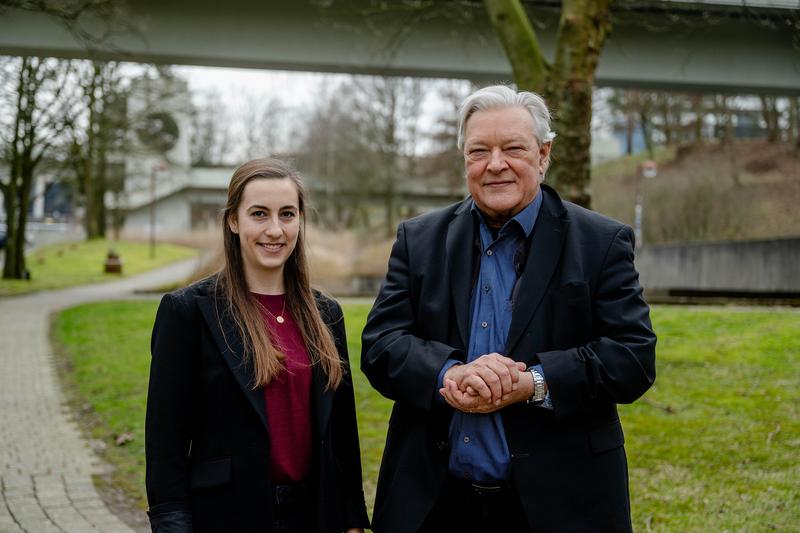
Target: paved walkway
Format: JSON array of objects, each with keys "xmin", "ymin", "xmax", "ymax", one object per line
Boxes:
[{"xmin": 0, "ymin": 258, "xmax": 200, "ymax": 533}]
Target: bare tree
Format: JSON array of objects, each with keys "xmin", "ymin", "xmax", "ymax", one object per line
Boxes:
[
  {"xmin": 713, "ymin": 95, "xmax": 736, "ymax": 144},
  {"xmin": 352, "ymin": 76, "xmax": 425, "ymax": 236},
  {"xmin": 791, "ymin": 97, "xmax": 800, "ymax": 153},
  {"xmin": 759, "ymin": 95, "xmax": 781, "ymax": 143},
  {"xmin": 425, "ymin": 80, "xmax": 473, "ymax": 193},
  {"xmin": 241, "ymin": 94, "xmax": 287, "ymax": 160},
  {"xmin": 607, "ymin": 90, "xmax": 657, "ymax": 158},
  {"xmin": 295, "ymin": 75, "xmax": 428, "ymax": 233},
  {"xmin": 67, "ymin": 60, "xmax": 128, "ymax": 239},
  {"xmin": 0, "ymin": 57, "xmax": 81, "ymax": 279},
  {"xmin": 0, "ymin": 0, "xmax": 137, "ymax": 50},
  {"xmin": 190, "ymin": 89, "xmax": 232, "ymax": 166},
  {"xmin": 295, "ymin": 82, "xmax": 370, "ymax": 227}
]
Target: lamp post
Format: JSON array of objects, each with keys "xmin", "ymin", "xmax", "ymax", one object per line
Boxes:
[
  {"xmin": 635, "ymin": 160, "xmax": 658, "ymax": 250},
  {"xmin": 149, "ymin": 161, "xmax": 167, "ymax": 259},
  {"xmin": 136, "ymin": 110, "xmax": 179, "ymax": 260}
]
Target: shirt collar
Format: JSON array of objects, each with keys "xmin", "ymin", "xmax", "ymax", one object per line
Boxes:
[{"xmin": 470, "ymin": 189, "xmax": 542, "ymax": 238}]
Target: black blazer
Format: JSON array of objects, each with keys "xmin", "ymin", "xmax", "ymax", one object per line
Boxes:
[
  {"xmin": 146, "ymin": 276, "xmax": 370, "ymax": 533},
  {"xmin": 361, "ymin": 185, "xmax": 656, "ymax": 532}
]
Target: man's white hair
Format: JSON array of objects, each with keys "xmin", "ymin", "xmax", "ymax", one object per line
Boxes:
[{"xmin": 456, "ymin": 84, "xmax": 556, "ymax": 151}]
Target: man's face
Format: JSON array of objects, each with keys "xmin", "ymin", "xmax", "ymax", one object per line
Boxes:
[{"xmin": 463, "ymin": 106, "xmax": 551, "ymax": 225}]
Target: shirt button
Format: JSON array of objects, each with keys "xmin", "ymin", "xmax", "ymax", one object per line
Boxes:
[
  {"xmin": 481, "ymin": 321, "xmax": 488, "ymax": 328},
  {"xmin": 486, "ymin": 250, "xmax": 493, "ymax": 256},
  {"xmin": 463, "ymin": 436, "xmax": 470, "ymax": 443},
  {"xmin": 483, "ymin": 285, "xmax": 490, "ymax": 293}
]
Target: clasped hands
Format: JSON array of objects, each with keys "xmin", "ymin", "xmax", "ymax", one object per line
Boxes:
[{"xmin": 439, "ymin": 353, "xmax": 533, "ymax": 414}]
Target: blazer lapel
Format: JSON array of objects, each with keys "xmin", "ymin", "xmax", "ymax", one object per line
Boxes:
[
  {"xmin": 197, "ymin": 294, "xmax": 268, "ymax": 430},
  {"xmin": 505, "ymin": 187, "xmax": 569, "ymax": 355},
  {"xmin": 446, "ymin": 199, "xmax": 477, "ymax": 350}
]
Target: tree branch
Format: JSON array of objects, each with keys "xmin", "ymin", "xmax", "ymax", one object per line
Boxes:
[{"xmin": 483, "ymin": 0, "xmax": 549, "ymax": 92}]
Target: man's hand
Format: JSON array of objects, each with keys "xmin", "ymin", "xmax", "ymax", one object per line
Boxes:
[
  {"xmin": 441, "ymin": 353, "xmax": 528, "ymax": 408},
  {"xmin": 439, "ymin": 369, "xmax": 534, "ymax": 414}
]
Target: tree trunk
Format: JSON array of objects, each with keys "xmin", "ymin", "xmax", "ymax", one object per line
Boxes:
[
  {"xmin": 1, "ymin": 181, "xmax": 23, "ymax": 279},
  {"xmin": 791, "ymin": 97, "xmax": 800, "ymax": 154},
  {"xmin": 639, "ymin": 103, "xmax": 655, "ymax": 160},
  {"xmin": 715, "ymin": 96, "xmax": 734, "ymax": 144},
  {"xmin": 543, "ymin": 0, "xmax": 612, "ymax": 208},
  {"xmin": 659, "ymin": 95, "xmax": 673, "ymax": 145},
  {"xmin": 484, "ymin": 0, "xmax": 549, "ymax": 92},
  {"xmin": 83, "ymin": 65, "xmax": 100, "ymax": 239},
  {"xmin": 759, "ymin": 95, "xmax": 780, "ymax": 143},
  {"xmin": 691, "ymin": 94, "xmax": 704, "ymax": 142},
  {"xmin": 384, "ymin": 89, "xmax": 398, "ymax": 238},
  {"xmin": 3, "ymin": 58, "xmax": 32, "ymax": 280},
  {"xmin": 625, "ymin": 112, "xmax": 635, "ymax": 155},
  {"xmin": 2, "ymin": 164, "xmax": 34, "ymax": 280}
]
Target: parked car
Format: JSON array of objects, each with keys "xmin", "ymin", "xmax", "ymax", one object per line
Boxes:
[{"xmin": 0, "ymin": 223, "xmax": 34, "ymax": 250}]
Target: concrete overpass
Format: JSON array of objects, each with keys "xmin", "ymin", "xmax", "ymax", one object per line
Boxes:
[{"xmin": 0, "ymin": 0, "xmax": 798, "ymax": 94}]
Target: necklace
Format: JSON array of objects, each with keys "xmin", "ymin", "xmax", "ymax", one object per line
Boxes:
[{"xmin": 263, "ymin": 295, "xmax": 287, "ymax": 324}]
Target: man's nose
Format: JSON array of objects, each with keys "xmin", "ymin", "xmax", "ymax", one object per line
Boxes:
[{"xmin": 487, "ymin": 147, "xmax": 507, "ymax": 173}]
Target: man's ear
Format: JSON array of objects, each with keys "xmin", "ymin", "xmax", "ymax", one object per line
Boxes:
[
  {"xmin": 228, "ymin": 214, "xmax": 239, "ymax": 235},
  {"xmin": 539, "ymin": 142, "xmax": 553, "ymax": 173}
]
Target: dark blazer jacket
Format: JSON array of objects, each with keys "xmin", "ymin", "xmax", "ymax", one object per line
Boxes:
[
  {"xmin": 361, "ymin": 185, "xmax": 656, "ymax": 533},
  {"xmin": 146, "ymin": 276, "xmax": 370, "ymax": 533}
]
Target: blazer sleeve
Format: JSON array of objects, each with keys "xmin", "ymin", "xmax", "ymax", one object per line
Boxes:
[
  {"xmin": 538, "ymin": 225, "xmax": 657, "ymax": 420},
  {"xmin": 361, "ymin": 223, "xmax": 463, "ymax": 411},
  {"xmin": 327, "ymin": 300, "xmax": 371, "ymax": 529},
  {"xmin": 145, "ymin": 292, "xmax": 197, "ymax": 532}
]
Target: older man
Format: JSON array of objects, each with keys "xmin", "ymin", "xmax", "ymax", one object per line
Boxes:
[{"xmin": 361, "ymin": 85, "xmax": 656, "ymax": 532}]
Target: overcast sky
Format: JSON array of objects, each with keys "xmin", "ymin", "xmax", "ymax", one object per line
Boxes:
[{"xmin": 174, "ymin": 65, "xmax": 347, "ymax": 110}]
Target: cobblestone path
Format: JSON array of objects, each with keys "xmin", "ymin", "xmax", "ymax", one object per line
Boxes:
[{"xmin": 0, "ymin": 259, "xmax": 198, "ymax": 532}]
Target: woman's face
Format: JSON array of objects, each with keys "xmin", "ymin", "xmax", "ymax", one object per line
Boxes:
[{"xmin": 228, "ymin": 177, "xmax": 301, "ymax": 284}]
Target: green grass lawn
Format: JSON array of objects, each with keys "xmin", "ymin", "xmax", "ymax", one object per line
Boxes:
[
  {"xmin": 52, "ymin": 304, "xmax": 799, "ymax": 531},
  {"xmin": 0, "ymin": 239, "xmax": 198, "ymax": 297}
]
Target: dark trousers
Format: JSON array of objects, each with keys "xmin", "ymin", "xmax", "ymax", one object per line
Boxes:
[
  {"xmin": 271, "ymin": 483, "xmax": 314, "ymax": 533},
  {"xmin": 419, "ymin": 475, "xmax": 530, "ymax": 532}
]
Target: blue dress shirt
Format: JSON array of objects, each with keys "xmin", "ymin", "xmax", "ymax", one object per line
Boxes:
[{"xmin": 438, "ymin": 192, "xmax": 548, "ymax": 483}]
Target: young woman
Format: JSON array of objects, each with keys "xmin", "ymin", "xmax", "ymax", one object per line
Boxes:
[{"xmin": 145, "ymin": 158, "xmax": 369, "ymax": 533}]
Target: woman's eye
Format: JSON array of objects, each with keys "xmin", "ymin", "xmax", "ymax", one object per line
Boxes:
[
  {"xmin": 280, "ymin": 211, "xmax": 296, "ymax": 219},
  {"xmin": 251, "ymin": 210, "xmax": 266, "ymax": 217}
]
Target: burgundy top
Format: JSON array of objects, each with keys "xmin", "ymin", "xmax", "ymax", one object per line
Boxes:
[{"xmin": 253, "ymin": 293, "xmax": 312, "ymax": 483}]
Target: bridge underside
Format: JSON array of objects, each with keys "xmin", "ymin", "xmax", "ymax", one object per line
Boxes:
[{"xmin": 0, "ymin": 0, "xmax": 798, "ymax": 95}]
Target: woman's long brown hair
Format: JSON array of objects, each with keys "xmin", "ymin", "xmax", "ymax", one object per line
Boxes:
[{"xmin": 215, "ymin": 158, "xmax": 343, "ymax": 390}]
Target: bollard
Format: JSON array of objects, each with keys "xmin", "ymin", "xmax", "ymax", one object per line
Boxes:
[{"xmin": 104, "ymin": 250, "xmax": 123, "ymax": 274}]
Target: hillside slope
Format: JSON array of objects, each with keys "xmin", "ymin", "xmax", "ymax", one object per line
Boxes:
[{"xmin": 592, "ymin": 141, "xmax": 800, "ymax": 245}]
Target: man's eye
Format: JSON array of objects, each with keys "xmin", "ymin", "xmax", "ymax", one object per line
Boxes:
[
  {"xmin": 469, "ymin": 149, "xmax": 488, "ymax": 158},
  {"xmin": 506, "ymin": 146, "xmax": 525, "ymax": 153}
]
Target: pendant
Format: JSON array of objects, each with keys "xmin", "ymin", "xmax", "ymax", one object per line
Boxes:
[{"xmin": 276, "ymin": 315, "xmax": 285, "ymax": 324}]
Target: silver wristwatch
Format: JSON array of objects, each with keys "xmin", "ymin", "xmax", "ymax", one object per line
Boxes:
[{"xmin": 527, "ymin": 368, "xmax": 546, "ymax": 405}]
